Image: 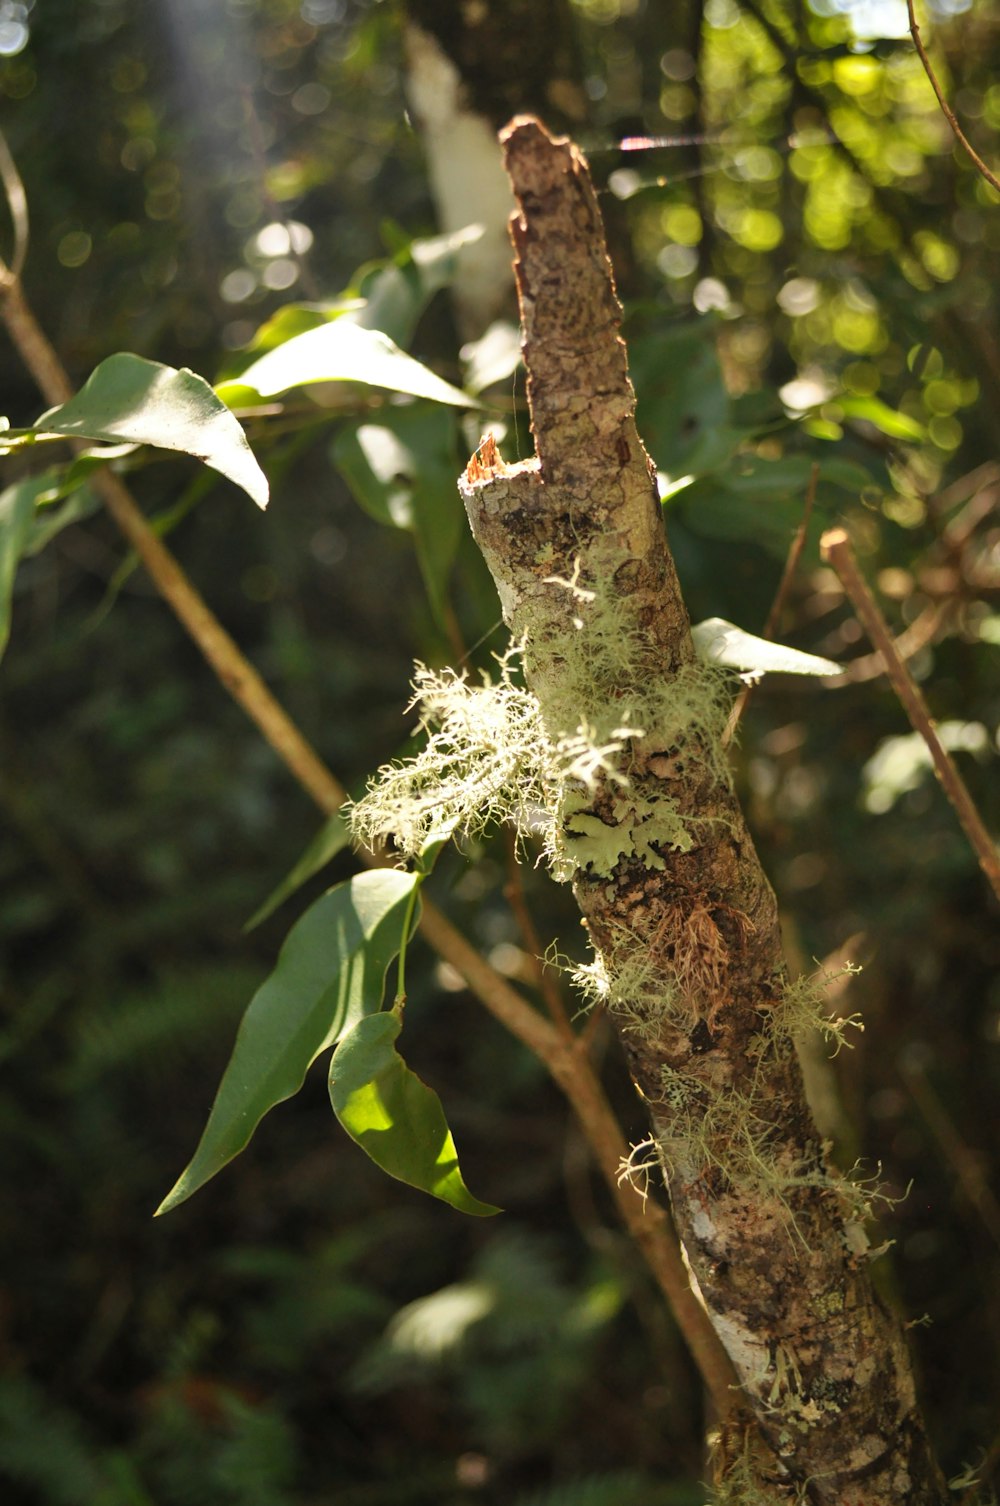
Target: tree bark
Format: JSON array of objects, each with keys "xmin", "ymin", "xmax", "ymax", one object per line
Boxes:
[{"xmin": 459, "ymin": 115, "xmax": 948, "ymax": 1506}]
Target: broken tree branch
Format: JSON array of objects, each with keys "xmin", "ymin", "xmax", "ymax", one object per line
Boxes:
[{"xmin": 460, "ymin": 114, "xmax": 948, "ymax": 1504}]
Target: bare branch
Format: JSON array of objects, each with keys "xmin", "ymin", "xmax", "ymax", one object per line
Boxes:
[
  {"xmin": 821, "ymin": 527, "xmax": 1000, "ymax": 906},
  {"xmin": 906, "ymin": 0, "xmax": 1000, "ymax": 194},
  {"xmin": 0, "ymin": 129, "xmax": 29, "ymax": 283},
  {"xmin": 724, "ymin": 460, "xmax": 818, "ymax": 745}
]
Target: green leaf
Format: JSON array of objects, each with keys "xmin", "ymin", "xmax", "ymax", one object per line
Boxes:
[
  {"xmin": 349, "ymin": 225, "xmax": 484, "ymax": 348},
  {"xmin": 241, "ymin": 300, "xmax": 361, "ymax": 356},
  {"xmin": 217, "ymin": 228, "xmax": 477, "ymax": 392},
  {"xmin": 244, "ymin": 809, "xmax": 354, "ymax": 932},
  {"xmin": 156, "ymin": 870, "xmax": 419, "ymax": 1215},
  {"xmin": 691, "ymin": 618, "xmax": 840, "ymax": 679},
  {"xmin": 669, "ymin": 453, "xmax": 877, "ymax": 559},
  {"xmin": 720, "ymin": 454, "xmax": 871, "ymax": 497},
  {"xmin": 332, "ymin": 407, "xmax": 464, "ymax": 627},
  {"xmin": 837, "ymin": 395, "xmax": 925, "ymax": 441},
  {"xmin": 218, "ymin": 320, "xmax": 476, "ymax": 409},
  {"xmin": 329, "ymin": 1011, "xmax": 500, "ymax": 1217},
  {"xmin": 629, "ymin": 323, "xmax": 738, "ymax": 479},
  {"xmin": 0, "ymin": 476, "xmax": 39, "ymax": 659},
  {"xmin": 35, "ymin": 354, "xmax": 269, "ymax": 508},
  {"xmin": 25, "ymin": 488, "xmax": 102, "ymax": 555},
  {"xmin": 670, "ymin": 479, "xmax": 808, "ymax": 557},
  {"xmin": 461, "ymin": 320, "xmax": 522, "ymax": 395},
  {"xmin": 0, "ymin": 447, "xmax": 139, "ymax": 657}
]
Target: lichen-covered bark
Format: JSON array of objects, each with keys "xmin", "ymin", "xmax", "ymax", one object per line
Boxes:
[{"xmin": 459, "ymin": 116, "xmax": 947, "ymax": 1506}]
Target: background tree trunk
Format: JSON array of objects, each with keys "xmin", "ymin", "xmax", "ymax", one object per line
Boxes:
[{"xmin": 402, "ymin": 0, "xmax": 586, "ymax": 339}]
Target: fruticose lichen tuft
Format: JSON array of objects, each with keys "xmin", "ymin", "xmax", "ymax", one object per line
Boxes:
[
  {"xmin": 706, "ymin": 1427, "xmax": 806, "ymax": 1505},
  {"xmin": 350, "ymin": 590, "xmax": 736, "ymax": 883},
  {"xmin": 768, "ymin": 966, "xmax": 864, "ymax": 1055},
  {"xmin": 348, "ymin": 651, "xmax": 556, "ymax": 862}
]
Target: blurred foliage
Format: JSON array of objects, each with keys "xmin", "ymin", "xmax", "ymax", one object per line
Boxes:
[{"xmin": 1, "ymin": 0, "xmax": 999, "ymax": 1502}]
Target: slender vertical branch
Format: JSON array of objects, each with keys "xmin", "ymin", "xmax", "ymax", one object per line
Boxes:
[
  {"xmin": 0, "ymin": 147, "xmax": 738, "ymax": 1426},
  {"xmin": 900, "ymin": 1054, "xmax": 1000, "ymax": 1251},
  {"xmin": 821, "ymin": 527, "xmax": 1000, "ymax": 905},
  {"xmin": 503, "ymin": 831, "xmax": 576, "ymax": 1040},
  {"xmin": 906, "ymin": 0, "xmax": 1000, "ymax": 195},
  {"xmin": 724, "ymin": 460, "xmax": 817, "ymax": 746}
]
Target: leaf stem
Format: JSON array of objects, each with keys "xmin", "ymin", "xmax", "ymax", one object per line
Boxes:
[{"xmin": 394, "ymin": 872, "xmax": 423, "ymax": 1007}]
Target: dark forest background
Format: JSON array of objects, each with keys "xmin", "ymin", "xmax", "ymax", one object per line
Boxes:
[{"xmin": 1, "ymin": 1, "xmax": 999, "ymax": 1501}]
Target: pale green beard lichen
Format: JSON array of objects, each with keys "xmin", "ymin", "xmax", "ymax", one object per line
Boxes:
[
  {"xmin": 349, "ymin": 558, "xmax": 737, "ymax": 882},
  {"xmin": 655, "ymin": 965, "xmax": 866, "ymax": 1228},
  {"xmin": 575, "ymin": 951, "xmax": 873, "ymax": 1239},
  {"xmin": 522, "ymin": 566, "xmax": 736, "ymax": 875},
  {"xmin": 348, "ymin": 652, "xmax": 556, "ymax": 863},
  {"xmin": 569, "ymin": 944, "xmax": 679, "ymax": 1039},
  {"xmin": 570, "ymin": 897, "xmax": 747, "ymax": 1032},
  {"xmin": 528, "ymin": 564, "xmax": 734, "ymax": 790},
  {"xmin": 706, "ymin": 1429, "xmax": 807, "ymax": 1506},
  {"xmin": 767, "ymin": 966, "xmax": 864, "ymax": 1056},
  {"xmin": 348, "ymin": 647, "xmax": 637, "ymax": 871}
]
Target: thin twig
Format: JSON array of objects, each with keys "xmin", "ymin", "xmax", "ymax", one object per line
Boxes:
[
  {"xmin": 906, "ymin": 0, "xmax": 1000, "ymax": 195},
  {"xmin": 821, "ymin": 527, "xmax": 1000, "ymax": 905},
  {"xmin": 823, "ymin": 599, "xmax": 948, "ymax": 686},
  {"xmin": 0, "ymin": 131, "xmax": 28, "ymax": 284},
  {"xmin": 0, "ymin": 150, "xmax": 741, "ymax": 1423},
  {"xmin": 503, "ymin": 830, "xmax": 576, "ymax": 1040},
  {"xmin": 723, "ymin": 460, "xmax": 818, "ymax": 746},
  {"xmin": 900, "ymin": 1055, "xmax": 1000, "ymax": 1252}
]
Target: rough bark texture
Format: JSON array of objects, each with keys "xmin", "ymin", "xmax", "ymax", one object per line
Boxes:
[{"xmin": 459, "ymin": 116, "xmax": 948, "ymax": 1506}]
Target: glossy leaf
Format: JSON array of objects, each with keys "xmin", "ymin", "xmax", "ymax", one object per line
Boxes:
[
  {"xmin": 218, "ymin": 320, "xmax": 476, "ymax": 409},
  {"xmin": 332, "ymin": 406, "xmax": 464, "ymax": 627},
  {"xmin": 461, "ymin": 320, "xmax": 522, "ymax": 395},
  {"xmin": 692, "ymin": 617, "xmax": 840, "ymax": 679},
  {"xmin": 244, "ymin": 809, "xmax": 354, "ymax": 932},
  {"xmin": 25, "ymin": 486, "xmax": 102, "ymax": 557},
  {"xmin": 329, "ymin": 1011, "xmax": 500, "ymax": 1217},
  {"xmin": 217, "ymin": 228, "xmax": 477, "ymax": 394},
  {"xmin": 156, "ymin": 870, "xmax": 419, "ymax": 1215},
  {"xmin": 35, "ymin": 355, "xmax": 269, "ymax": 508},
  {"xmin": 348, "ymin": 225, "xmax": 484, "ymax": 347},
  {"xmin": 237, "ymin": 299, "xmax": 362, "ymax": 357},
  {"xmin": 629, "ymin": 323, "xmax": 739, "ymax": 478}
]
